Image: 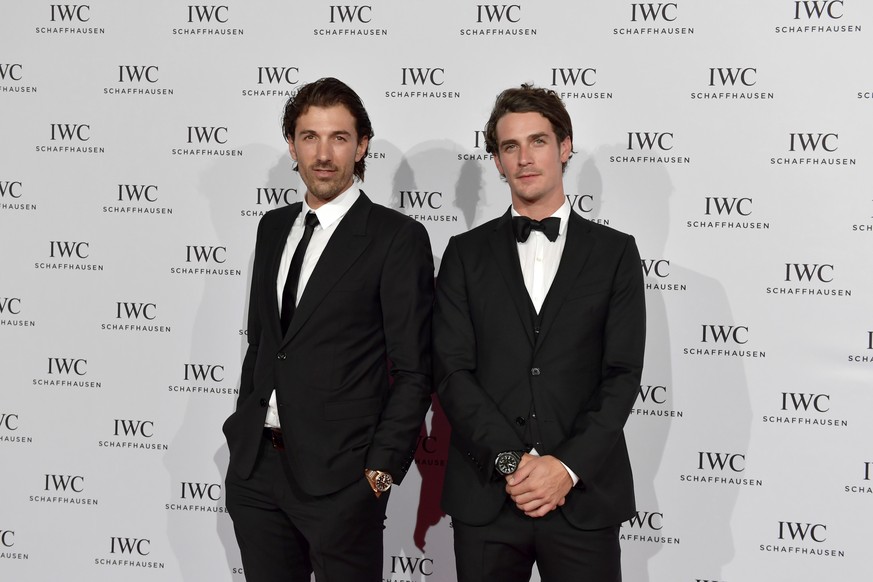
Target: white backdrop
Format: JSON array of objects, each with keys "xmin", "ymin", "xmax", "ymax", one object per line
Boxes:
[{"xmin": 1, "ymin": 2, "xmax": 872, "ymax": 581}]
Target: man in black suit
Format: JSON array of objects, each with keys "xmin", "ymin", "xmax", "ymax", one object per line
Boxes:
[
  {"xmin": 433, "ymin": 84, "xmax": 646, "ymax": 581},
  {"xmin": 223, "ymin": 77, "xmax": 434, "ymax": 582}
]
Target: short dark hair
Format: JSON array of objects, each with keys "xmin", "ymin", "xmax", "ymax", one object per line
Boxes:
[
  {"xmin": 484, "ymin": 83, "xmax": 574, "ymax": 173},
  {"xmin": 281, "ymin": 77, "xmax": 374, "ymax": 181}
]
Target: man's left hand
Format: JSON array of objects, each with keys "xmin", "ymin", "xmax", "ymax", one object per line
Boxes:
[{"xmin": 505, "ymin": 454, "xmax": 573, "ymax": 518}]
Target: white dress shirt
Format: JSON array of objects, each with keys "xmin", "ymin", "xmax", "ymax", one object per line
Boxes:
[
  {"xmin": 511, "ymin": 198, "xmax": 580, "ymax": 485},
  {"xmin": 264, "ymin": 185, "xmax": 360, "ymax": 428},
  {"xmin": 511, "ymin": 199, "xmax": 571, "ymax": 314}
]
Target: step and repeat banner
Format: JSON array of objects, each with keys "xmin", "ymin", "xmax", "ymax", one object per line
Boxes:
[{"xmin": 1, "ymin": 1, "xmax": 872, "ymax": 581}]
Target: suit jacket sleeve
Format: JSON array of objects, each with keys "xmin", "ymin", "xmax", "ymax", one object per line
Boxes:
[
  {"xmin": 364, "ymin": 218, "xmax": 434, "ymax": 483},
  {"xmin": 237, "ymin": 217, "xmax": 267, "ymax": 409},
  {"xmin": 433, "ymin": 236, "xmax": 527, "ymax": 482},
  {"xmin": 552, "ymin": 234, "xmax": 646, "ymax": 485}
]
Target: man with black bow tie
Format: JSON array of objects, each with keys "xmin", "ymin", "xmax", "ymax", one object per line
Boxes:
[{"xmin": 433, "ymin": 84, "xmax": 646, "ymax": 581}]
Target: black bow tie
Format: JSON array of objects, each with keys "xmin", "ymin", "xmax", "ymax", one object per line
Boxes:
[{"xmin": 512, "ymin": 216, "xmax": 560, "ymax": 243}]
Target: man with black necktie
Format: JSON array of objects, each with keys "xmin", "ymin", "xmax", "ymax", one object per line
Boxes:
[
  {"xmin": 223, "ymin": 77, "xmax": 434, "ymax": 582},
  {"xmin": 433, "ymin": 84, "xmax": 646, "ymax": 581}
]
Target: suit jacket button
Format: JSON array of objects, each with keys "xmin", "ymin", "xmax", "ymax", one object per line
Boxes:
[
  {"xmin": 515, "ymin": 417, "xmax": 526, "ymax": 426},
  {"xmin": 531, "ymin": 367, "xmax": 541, "ymax": 376},
  {"xmin": 277, "ymin": 352, "xmax": 286, "ymax": 360},
  {"xmin": 259, "ymin": 398, "xmax": 267, "ymax": 407}
]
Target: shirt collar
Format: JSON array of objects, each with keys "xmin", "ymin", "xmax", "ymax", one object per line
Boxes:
[
  {"xmin": 302, "ymin": 184, "xmax": 360, "ymax": 230},
  {"xmin": 510, "ymin": 198, "xmax": 571, "ymax": 238}
]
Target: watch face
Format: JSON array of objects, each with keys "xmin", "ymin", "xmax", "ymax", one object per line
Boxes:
[
  {"xmin": 496, "ymin": 452, "xmax": 519, "ymax": 475},
  {"xmin": 374, "ymin": 472, "xmax": 393, "ymax": 492}
]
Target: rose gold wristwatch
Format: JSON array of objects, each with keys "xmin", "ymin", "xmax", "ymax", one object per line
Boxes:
[{"xmin": 364, "ymin": 469, "xmax": 393, "ymax": 498}]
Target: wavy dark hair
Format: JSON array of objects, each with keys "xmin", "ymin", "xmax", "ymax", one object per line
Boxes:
[
  {"xmin": 281, "ymin": 77, "xmax": 374, "ymax": 181},
  {"xmin": 484, "ymin": 83, "xmax": 574, "ymax": 173}
]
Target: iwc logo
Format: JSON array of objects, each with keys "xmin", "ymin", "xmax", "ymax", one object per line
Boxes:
[
  {"xmin": 0, "ymin": 297, "xmax": 35, "ymax": 328},
  {"xmin": 101, "ymin": 302, "xmax": 171, "ymax": 334},
  {"xmin": 315, "ymin": 5, "xmax": 389, "ymax": 37},
  {"xmin": 385, "ymin": 68, "xmax": 461, "ymax": 100},
  {"xmin": 620, "ymin": 511, "xmax": 679, "ymax": 545},
  {"xmin": 760, "ymin": 521, "xmax": 845, "ymax": 558},
  {"xmin": 167, "ymin": 482, "xmax": 227, "ymax": 513},
  {"xmin": 387, "ymin": 555, "xmax": 434, "ymax": 580},
  {"xmin": 0, "ymin": 530, "xmax": 27, "ymax": 561},
  {"xmin": 766, "ymin": 262, "xmax": 853, "ymax": 297},
  {"xmin": 169, "ymin": 363, "xmax": 238, "ymax": 396},
  {"xmin": 172, "ymin": 126, "xmax": 243, "ymax": 157},
  {"xmin": 461, "ymin": 4, "xmax": 536, "ymax": 37},
  {"xmin": 37, "ymin": 123, "xmax": 105, "ymax": 154},
  {"xmin": 679, "ymin": 451, "xmax": 763, "ymax": 487},
  {"xmin": 683, "ymin": 324, "xmax": 766, "ymax": 359},
  {"xmin": 397, "ymin": 190, "xmax": 459, "ymax": 224},
  {"xmin": 0, "ymin": 412, "xmax": 33, "ymax": 444},
  {"xmin": 35, "ymin": 240, "xmax": 104, "ymax": 272},
  {"xmin": 763, "ymin": 391, "xmax": 847, "ymax": 429},
  {"xmin": 33, "ymin": 357, "xmax": 102, "ymax": 389},
  {"xmin": 98, "ymin": 419, "xmax": 169, "ymax": 451},
  {"xmin": 630, "ymin": 383, "xmax": 683, "ymax": 419},
  {"xmin": 0, "ymin": 63, "xmax": 38, "ymax": 94},
  {"xmin": 241, "ymin": 187, "xmax": 298, "ymax": 217},
  {"xmin": 776, "ymin": 1, "xmax": 861, "ymax": 34},
  {"xmin": 94, "ymin": 536, "xmax": 165, "ymax": 570},
  {"xmin": 610, "ymin": 132, "xmax": 691, "ymax": 165},
  {"xmin": 105, "ymin": 184, "xmax": 173, "ymax": 216},
  {"xmin": 172, "ymin": 5, "xmax": 244, "ymax": 36},
  {"xmin": 771, "ymin": 132, "xmax": 856, "ymax": 167},
  {"xmin": 641, "ymin": 259, "xmax": 687, "ymax": 293},
  {"xmin": 844, "ymin": 461, "xmax": 872, "ymax": 495},
  {"xmin": 691, "ymin": 67, "xmax": 774, "ymax": 101},
  {"xmin": 846, "ymin": 330, "xmax": 872, "ymax": 364},
  {"xmin": 548, "ymin": 67, "xmax": 613, "ymax": 101},
  {"xmin": 37, "ymin": 4, "xmax": 105, "ymax": 35},
  {"xmin": 615, "ymin": 3, "xmax": 694, "ymax": 36},
  {"xmin": 0, "ymin": 179, "xmax": 35, "ymax": 212},
  {"xmin": 170, "ymin": 245, "xmax": 242, "ymax": 277},
  {"xmin": 30, "ymin": 473, "xmax": 98, "ymax": 506},
  {"xmin": 242, "ymin": 66, "xmax": 299, "ymax": 98},
  {"xmin": 686, "ymin": 196, "xmax": 770, "ymax": 230}
]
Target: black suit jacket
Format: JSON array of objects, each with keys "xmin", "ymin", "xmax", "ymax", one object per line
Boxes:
[
  {"xmin": 223, "ymin": 192, "xmax": 434, "ymax": 496},
  {"xmin": 433, "ymin": 209, "xmax": 645, "ymax": 529}
]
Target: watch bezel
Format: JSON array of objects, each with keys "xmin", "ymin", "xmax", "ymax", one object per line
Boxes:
[
  {"xmin": 495, "ymin": 451, "xmax": 522, "ymax": 475},
  {"xmin": 373, "ymin": 471, "xmax": 393, "ymax": 492}
]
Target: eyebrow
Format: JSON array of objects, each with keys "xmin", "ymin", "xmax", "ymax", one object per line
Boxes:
[
  {"xmin": 499, "ymin": 132, "xmax": 550, "ymax": 148},
  {"xmin": 297, "ymin": 129, "xmax": 354, "ymax": 138}
]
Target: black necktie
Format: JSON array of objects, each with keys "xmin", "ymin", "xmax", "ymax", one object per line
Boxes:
[
  {"xmin": 512, "ymin": 216, "xmax": 560, "ymax": 243},
  {"xmin": 280, "ymin": 211, "xmax": 319, "ymax": 335}
]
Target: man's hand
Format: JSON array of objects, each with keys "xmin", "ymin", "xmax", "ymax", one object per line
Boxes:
[{"xmin": 505, "ymin": 454, "xmax": 572, "ymax": 518}]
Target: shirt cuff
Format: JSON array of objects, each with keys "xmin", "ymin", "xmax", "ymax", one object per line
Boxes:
[{"xmin": 560, "ymin": 461, "xmax": 580, "ymax": 486}]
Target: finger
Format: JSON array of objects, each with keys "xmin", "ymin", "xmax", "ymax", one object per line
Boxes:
[
  {"xmin": 506, "ymin": 478, "xmax": 536, "ymax": 497},
  {"xmin": 512, "ymin": 461, "xmax": 536, "ymax": 483}
]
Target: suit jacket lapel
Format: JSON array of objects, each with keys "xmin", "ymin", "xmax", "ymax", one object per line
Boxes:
[
  {"xmin": 489, "ymin": 209, "xmax": 536, "ymax": 347},
  {"xmin": 264, "ymin": 202, "xmax": 302, "ymax": 343},
  {"xmin": 536, "ymin": 211, "xmax": 595, "ymax": 348},
  {"xmin": 280, "ymin": 193, "xmax": 373, "ymax": 346}
]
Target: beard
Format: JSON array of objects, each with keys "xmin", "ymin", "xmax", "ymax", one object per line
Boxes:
[{"xmin": 299, "ymin": 162, "xmax": 355, "ymax": 205}]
